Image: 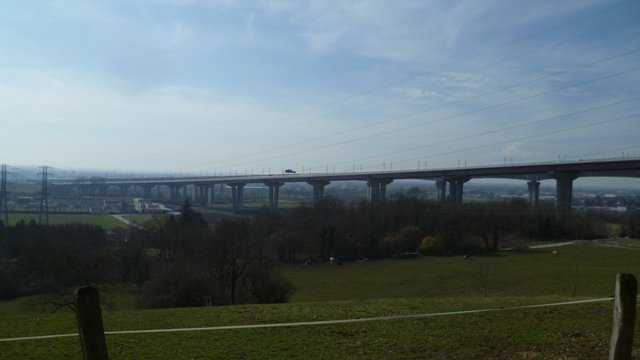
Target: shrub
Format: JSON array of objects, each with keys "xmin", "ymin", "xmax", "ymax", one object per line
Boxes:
[
  {"xmin": 139, "ymin": 262, "xmax": 213, "ymax": 308},
  {"xmin": 378, "ymin": 236, "xmax": 399, "ymax": 257},
  {"xmin": 243, "ymin": 262, "xmax": 294, "ymax": 304},
  {"xmin": 418, "ymin": 236, "xmax": 443, "ymax": 254}
]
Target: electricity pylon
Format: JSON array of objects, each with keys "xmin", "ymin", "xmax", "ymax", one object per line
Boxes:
[
  {"xmin": 38, "ymin": 165, "xmax": 50, "ymax": 225},
  {"xmin": 0, "ymin": 164, "xmax": 8, "ymax": 225}
]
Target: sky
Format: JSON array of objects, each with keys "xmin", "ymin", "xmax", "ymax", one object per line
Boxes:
[{"xmin": 1, "ymin": 0, "xmax": 639, "ymax": 178}]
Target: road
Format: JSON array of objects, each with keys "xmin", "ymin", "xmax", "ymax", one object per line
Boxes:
[{"xmin": 111, "ymin": 214, "xmax": 143, "ymax": 230}]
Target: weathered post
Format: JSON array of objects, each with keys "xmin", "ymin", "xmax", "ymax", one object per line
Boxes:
[
  {"xmin": 74, "ymin": 286, "xmax": 109, "ymax": 360},
  {"xmin": 609, "ymin": 273, "xmax": 637, "ymax": 360}
]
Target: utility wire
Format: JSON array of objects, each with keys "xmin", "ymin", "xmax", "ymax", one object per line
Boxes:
[
  {"xmin": 360, "ymin": 113, "xmax": 640, "ymax": 170},
  {"xmin": 185, "ymin": 47, "xmax": 640, "ymax": 169},
  {"xmin": 114, "ymin": 3, "xmax": 638, "ymax": 169},
  {"xmin": 566, "ymin": 145, "xmax": 640, "ymax": 160},
  {"xmin": 186, "ymin": 66, "xmax": 640, "ymax": 171},
  {"xmin": 325, "ymin": 97, "xmax": 640, "ymax": 168},
  {"xmin": 168, "ymin": 16, "xmax": 640, "ymax": 170}
]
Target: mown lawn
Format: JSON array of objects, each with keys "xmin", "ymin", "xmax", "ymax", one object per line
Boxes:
[{"xmin": 1, "ymin": 244, "xmax": 639, "ymax": 359}]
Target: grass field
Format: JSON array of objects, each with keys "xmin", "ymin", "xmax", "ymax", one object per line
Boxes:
[
  {"xmin": 6, "ymin": 213, "xmax": 127, "ymax": 230},
  {"xmin": 122, "ymin": 214, "xmax": 155, "ymax": 226},
  {"xmin": 1, "ymin": 244, "xmax": 639, "ymax": 359}
]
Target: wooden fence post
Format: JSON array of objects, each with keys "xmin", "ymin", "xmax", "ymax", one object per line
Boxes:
[
  {"xmin": 609, "ymin": 273, "xmax": 637, "ymax": 360},
  {"xmin": 74, "ymin": 286, "xmax": 109, "ymax": 360}
]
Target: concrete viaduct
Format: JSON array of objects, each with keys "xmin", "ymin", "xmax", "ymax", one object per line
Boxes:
[{"xmin": 53, "ymin": 159, "xmax": 640, "ymax": 213}]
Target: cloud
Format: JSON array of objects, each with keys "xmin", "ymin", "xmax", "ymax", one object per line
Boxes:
[
  {"xmin": 1, "ymin": 1, "xmax": 638, "ymax": 172},
  {"xmin": 150, "ymin": 21, "xmax": 195, "ymax": 50}
]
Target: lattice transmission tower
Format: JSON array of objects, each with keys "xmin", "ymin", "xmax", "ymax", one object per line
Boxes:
[
  {"xmin": 0, "ymin": 164, "xmax": 8, "ymax": 225},
  {"xmin": 38, "ymin": 165, "xmax": 50, "ymax": 225}
]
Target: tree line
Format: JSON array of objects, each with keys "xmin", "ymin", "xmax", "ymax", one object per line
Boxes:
[
  {"xmin": 266, "ymin": 195, "xmax": 635, "ymax": 260},
  {"xmin": 1, "ymin": 195, "xmax": 638, "ymax": 308}
]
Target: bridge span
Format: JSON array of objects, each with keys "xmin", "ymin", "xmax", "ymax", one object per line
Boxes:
[{"xmin": 53, "ymin": 158, "xmax": 640, "ymax": 213}]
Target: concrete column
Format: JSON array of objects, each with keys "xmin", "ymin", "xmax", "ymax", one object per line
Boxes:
[
  {"xmin": 435, "ymin": 180, "xmax": 447, "ymax": 203},
  {"xmin": 448, "ymin": 180, "xmax": 458, "ymax": 204},
  {"xmin": 527, "ymin": 181, "xmax": 540, "ymax": 208},
  {"xmin": 445, "ymin": 177, "xmax": 468, "ymax": 204},
  {"xmin": 174, "ymin": 186, "xmax": 179, "ymax": 201},
  {"xmin": 454, "ymin": 180, "xmax": 464, "ymax": 204},
  {"xmin": 229, "ymin": 183, "xmax": 246, "ymax": 213},
  {"xmin": 379, "ymin": 179, "xmax": 393, "ymax": 204},
  {"xmin": 265, "ymin": 182, "xmax": 284, "ymax": 210},
  {"xmin": 182, "ymin": 186, "xmax": 188, "ymax": 201},
  {"xmin": 204, "ymin": 185, "xmax": 211, "ymax": 205},
  {"xmin": 309, "ymin": 181, "xmax": 330, "ymax": 201},
  {"xmin": 231, "ymin": 186, "xmax": 237, "ymax": 207},
  {"xmin": 367, "ymin": 180, "xmax": 380, "ymax": 204},
  {"xmin": 119, "ymin": 185, "xmax": 129, "ymax": 196},
  {"xmin": 210, "ymin": 185, "xmax": 215, "ymax": 203},
  {"xmin": 142, "ymin": 185, "xmax": 152, "ymax": 199},
  {"xmin": 236, "ymin": 184, "xmax": 245, "ymax": 212},
  {"xmin": 555, "ymin": 173, "xmax": 576, "ymax": 214},
  {"xmin": 195, "ymin": 185, "xmax": 205, "ymax": 205},
  {"xmin": 367, "ymin": 179, "xmax": 393, "ymax": 205}
]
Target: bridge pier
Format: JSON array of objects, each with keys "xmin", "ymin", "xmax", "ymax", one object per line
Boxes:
[
  {"xmin": 435, "ymin": 179, "xmax": 447, "ymax": 203},
  {"xmin": 142, "ymin": 185, "xmax": 153, "ymax": 199},
  {"xmin": 169, "ymin": 185, "xmax": 180, "ymax": 202},
  {"xmin": 367, "ymin": 179, "xmax": 393, "ymax": 205},
  {"xmin": 194, "ymin": 185, "xmax": 208, "ymax": 205},
  {"xmin": 309, "ymin": 181, "xmax": 330, "ymax": 202},
  {"xmin": 229, "ymin": 183, "xmax": 246, "ymax": 213},
  {"xmin": 527, "ymin": 181, "xmax": 540, "ymax": 208},
  {"xmin": 555, "ymin": 172, "xmax": 576, "ymax": 215},
  {"xmin": 118, "ymin": 185, "xmax": 129, "ymax": 196},
  {"xmin": 203, "ymin": 185, "xmax": 212, "ymax": 205},
  {"xmin": 265, "ymin": 181, "xmax": 284, "ymax": 210},
  {"xmin": 446, "ymin": 177, "xmax": 468, "ymax": 204}
]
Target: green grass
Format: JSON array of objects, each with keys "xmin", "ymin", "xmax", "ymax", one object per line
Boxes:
[
  {"xmin": 122, "ymin": 214, "xmax": 155, "ymax": 226},
  {"xmin": 7, "ymin": 213, "xmax": 127, "ymax": 230},
  {"xmin": 1, "ymin": 244, "xmax": 639, "ymax": 359},
  {"xmin": 283, "ymin": 245, "xmax": 640, "ymax": 302}
]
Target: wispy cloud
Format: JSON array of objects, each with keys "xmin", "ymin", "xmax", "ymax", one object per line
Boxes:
[{"xmin": 0, "ymin": 0, "xmax": 638, "ymax": 172}]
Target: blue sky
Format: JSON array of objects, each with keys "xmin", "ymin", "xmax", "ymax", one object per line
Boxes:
[{"xmin": 1, "ymin": 0, "xmax": 639, "ymax": 177}]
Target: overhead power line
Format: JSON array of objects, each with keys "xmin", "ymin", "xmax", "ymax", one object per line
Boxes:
[
  {"xmin": 359, "ymin": 113, "xmax": 640, "ymax": 170},
  {"xmin": 0, "ymin": 164, "xmax": 8, "ymax": 225},
  {"xmin": 192, "ymin": 47, "xmax": 640, "ymax": 170},
  {"xmin": 326, "ymin": 97, "xmax": 640, "ymax": 168},
  {"xmin": 191, "ymin": 65, "xmax": 640, "ymax": 171},
  {"xmin": 114, "ymin": 2, "xmax": 639, "ymax": 170},
  {"xmin": 38, "ymin": 165, "xmax": 50, "ymax": 226}
]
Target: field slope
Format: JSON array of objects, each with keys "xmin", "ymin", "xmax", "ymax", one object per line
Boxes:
[{"xmin": 1, "ymin": 244, "xmax": 639, "ymax": 359}]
